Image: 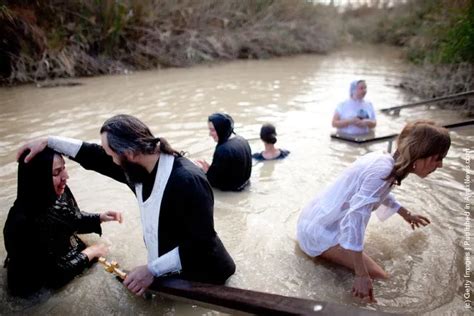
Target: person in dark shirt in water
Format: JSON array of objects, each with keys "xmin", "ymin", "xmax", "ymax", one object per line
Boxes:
[
  {"xmin": 17, "ymin": 114, "xmax": 236, "ymax": 296},
  {"xmin": 252, "ymin": 123, "xmax": 290, "ymax": 161},
  {"xmin": 196, "ymin": 113, "xmax": 252, "ymax": 191},
  {"xmin": 3, "ymin": 148, "xmax": 122, "ymax": 297}
]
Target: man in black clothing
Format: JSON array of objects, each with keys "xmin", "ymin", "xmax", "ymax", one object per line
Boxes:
[
  {"xmin": 18, "ymin": 114, "xmax": 236, "ymax": 295},
  {"xmin": 196, "ymin": 113, "xmax": 252, "ymax": 191}
]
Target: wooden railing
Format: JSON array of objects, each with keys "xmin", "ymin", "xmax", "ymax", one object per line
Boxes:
[
  {"xmin": 380, "ymin": 90, "xmax": 474, "ymax": 115},
  {"xmin": 331, "ymin": 119, "xmax": 474, "ymax": 152}
]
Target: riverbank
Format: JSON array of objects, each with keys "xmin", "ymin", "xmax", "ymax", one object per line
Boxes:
[
  {"xmin": 0, "ymin": 0, "xmax": 341, "ymax": 84},
  {"xmin": 343, "ymin": 0, "xmax": 474, "ymax": 113},
  {"xmin": 2, "ymin": 0, "xmax": 472, "ymax": 116}
]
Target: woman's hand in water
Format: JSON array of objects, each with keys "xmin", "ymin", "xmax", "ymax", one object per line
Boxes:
[
  {"xmin": 399, "ymin": 207, "xmax": 430, "ymax": 230},
  {"xmin": 100, "ymin": 211, "xmax": 123, "ymax": 224},
  {"xmin": 404, "ymin": 213, "xmax": 431, "ymax": 230},
  {"xmin": 352, "ymin": 275, "xmax": 376, "ymax": 303},
  {"xmin": 82, "ymin": 244, "xmax": 109, "ymax": 261},
  {"xmin": 16, "ymin": 137, "xmax": 48, "ymax": 163}
]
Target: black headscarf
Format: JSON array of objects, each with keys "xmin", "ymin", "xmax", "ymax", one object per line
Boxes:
[
  {"xmin": 16, "ymin": 148, "xmax": 58, "ymax": 210},
  {"xmin": 3, "ymin": 148, "xmax": 60, "ymax": 296},
  {"xmin": 4, "ymin": 147, "xmax": 59, "ymax": 249},
  {"xmin": 208, "ymin": 113, "xmax": 235, "ymax": 145}
]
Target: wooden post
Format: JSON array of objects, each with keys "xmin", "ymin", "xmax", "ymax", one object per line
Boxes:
[{"xmin": 387, "ymin": 139, "xmax": 393, "ymax": 153}]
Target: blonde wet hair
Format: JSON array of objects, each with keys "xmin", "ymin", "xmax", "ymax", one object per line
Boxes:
[{"xmin": 388, "ymin": 120, "xmax": 451, "ymax": 185}]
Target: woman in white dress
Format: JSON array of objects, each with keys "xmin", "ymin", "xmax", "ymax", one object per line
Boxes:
[{"xmin": 297, "ymin": 120, "xmax": 450, "ymax": 302}]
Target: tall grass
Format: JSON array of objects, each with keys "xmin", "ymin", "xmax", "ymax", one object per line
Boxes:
[
  {"xmin": 0, "ymin": 0, "xmax": 342, "ymax": 84},
  {"xmin": 343, "ymin": 0, "xmax": 473, "ymax": 64},
  {"xmin": 343, "ymin": 0, "xmax": 474, "ymax": 106}
]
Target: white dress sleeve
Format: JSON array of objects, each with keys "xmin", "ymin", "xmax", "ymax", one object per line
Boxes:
[
  {"xmin": 48, "ymin": 136, "xmax": 83, "ymax": 158},
  {"xmin": 338, "ymin": 170, "xmax": 392, "ymax": 252},
  {"xmin": 374, "ymin": 193, "xmax": 401, "ymax": 221}
]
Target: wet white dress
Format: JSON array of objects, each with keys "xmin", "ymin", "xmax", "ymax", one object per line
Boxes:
[{"xmin": 297, "ymin": 152, "xmax": 401, "ymax": 256}]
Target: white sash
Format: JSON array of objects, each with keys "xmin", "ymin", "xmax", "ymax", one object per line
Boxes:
[{"xmin": 136, "ymin": 153, "xmax": 175, "ymax": 263}]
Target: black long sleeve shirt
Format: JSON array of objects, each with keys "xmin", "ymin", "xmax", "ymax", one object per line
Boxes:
[
  {"xmin": 73, "ymin": 142, "xmax": 235, "ymax": 284},
  {"xmin": 206, "ymin": 136, "xmax": 252, "ymax": 191}
]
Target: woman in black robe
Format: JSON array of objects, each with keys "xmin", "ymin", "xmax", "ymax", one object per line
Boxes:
[
  {"xmin": 196, "ymin": 113, "xmax": 252, "ymax": 191},
  {"xmin": 3, "ymin": 148, "xmax": 121, "ymax": 297}
]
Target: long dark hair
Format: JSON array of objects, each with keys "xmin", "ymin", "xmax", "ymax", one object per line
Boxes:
[
  {"xmin": 100, "ymin": 114, "xmax": 182, "ymax": 157},
  {"xmin": 387, "ymin": 120, "xmax": 451, "ymax": 185},
  {"xmin": 260, "ymin": 123, "xmax": 277, "ymax": 144}
]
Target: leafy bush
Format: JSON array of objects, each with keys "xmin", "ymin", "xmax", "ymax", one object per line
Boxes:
[{"xmin": 0, "ymin": 0, "xmax": 342, "ymax": 83}]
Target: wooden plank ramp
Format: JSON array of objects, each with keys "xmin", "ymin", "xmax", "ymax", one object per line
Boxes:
[
  {"xmin": 330, "ymin": 133, "xmax": 398, "ymax": 144},
  {"xmin": 98, "ymin": 258, "xmax": 389, "ymax": 314},
  {"xmin": 443, "ymin": 119, "xmax": 474, "ymax": 129},
  {"xmin": 149, "ymin": 277, "xmax": 390, "ymax": 315},
  {"xmin": 331, "ymin": 119, "xmax": 474, "ymax": 144},
  {"xmin": 331, "ymin": 119, "xmax": 473, "ymax": 153},
  {"xmin": 380, "ymin": 90, "xmax": 474, "ymax": 115}
]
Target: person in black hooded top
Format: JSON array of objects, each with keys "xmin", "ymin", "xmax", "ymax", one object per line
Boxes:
[
  {"xmin": 3, "ymin": 148, "xmax": 122, "ymax": 297},
  {"xmin": 196, "ymin": 113, "xmax": 252, "ymax": 191}
]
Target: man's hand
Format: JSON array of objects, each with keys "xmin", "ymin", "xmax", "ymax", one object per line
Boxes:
[
  {"xmin": 16, "ymin": 138, "xmax": 48, "ymax": 163},
  {"xmin": 123, "ymin": 265, "xmax": 154, "ymax": 296},
  {"xmin": 100, "ymin": 211, "xmax": 123, "ymax": 224},
  {"xmin": 195, "ymin": 159, "xmax": 210, "ymax": 173}
]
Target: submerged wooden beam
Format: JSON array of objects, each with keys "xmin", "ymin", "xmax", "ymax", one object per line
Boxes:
[
  {"xmin": 99, "ymin": 257, "xmax": 388, "ymax": 315},
  {"xmin": 380, "ymin": 90, "xmax": 474, "ymax": 114},
  {"xmin": 331, "ymin": 119, "xmax": 474, "ymax": 152},
  {"xmin": 330, "ymin": 133, "xmax": 398, "ymax": 144},
  {"xmin": 150, "ymin": 277, "xmax": 387, "ymax": 315},
  {"xmin": 443, "ymin": 119, "xmax": 474, "ymax": 129}
]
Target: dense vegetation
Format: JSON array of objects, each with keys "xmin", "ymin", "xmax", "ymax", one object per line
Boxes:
[
  {"xmin": 0, "ymin": 0, "xmax": 340, "ymax": 83},
  {"xmin": 1, "ymin": 0, "xmax": 472, "ymax": 111},
  {"xmin": 344, "ymin": 0, "xmax": 473, "ymax": 102}
]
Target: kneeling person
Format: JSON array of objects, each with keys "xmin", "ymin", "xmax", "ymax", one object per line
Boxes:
[
  {"xmin": 4, "ymin": 148, "xmax": 121, "ymax": 297},
  {"xmin": 18, "ymin": 114, "xmax": 236, "ymax": 296},
  {"xmin": 196, "ymin": 113, "xmax": 252, "ymax": 191}
]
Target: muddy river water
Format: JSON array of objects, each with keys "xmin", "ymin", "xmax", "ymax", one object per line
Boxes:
[{"xmin": 0, "ymin": 45, "xmax": 472, "ymax": 315}]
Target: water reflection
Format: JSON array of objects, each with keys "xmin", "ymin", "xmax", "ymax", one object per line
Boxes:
[{"xmin": 0, "ymin": 45, "xmax": 472, "ymax": 314}]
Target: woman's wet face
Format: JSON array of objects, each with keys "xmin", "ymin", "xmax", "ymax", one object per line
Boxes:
[
  {"xmin": 413, "ymin": 155, "xmax": 444, "ymax": 178},
  {"xmin": 208, "ymin": 121, "xmax": 218, "ymax": 142},
  {"xmin": 52, "ymin": 154, "xmax": 68, "ymax": 196},
  {"xmin": 354, "ymin": 82, "xmax": 367, "ymax": 100}
]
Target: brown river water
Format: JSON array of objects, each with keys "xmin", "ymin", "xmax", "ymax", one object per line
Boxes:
[{"xmin": 0, "ymin": 45, "xmax": 472, "ymax": 315}]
